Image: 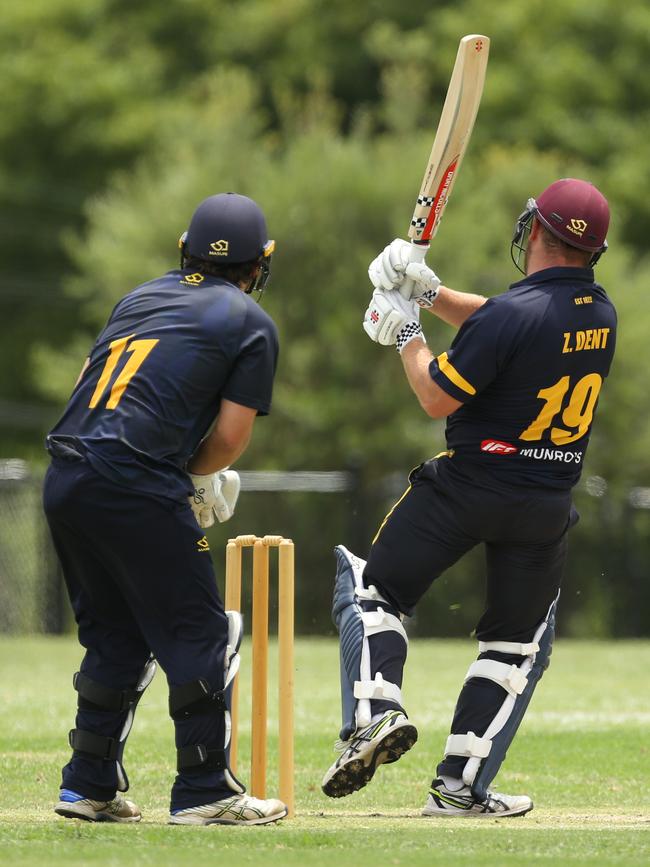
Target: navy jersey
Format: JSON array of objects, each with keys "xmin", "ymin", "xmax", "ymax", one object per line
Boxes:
[
  {"xmin": 430, "ymin": 266, "xmax": 617, "ymax": 489},
  {"xmin": 47, "ymin": 270, "xmax": 279, "ymax": 500}
]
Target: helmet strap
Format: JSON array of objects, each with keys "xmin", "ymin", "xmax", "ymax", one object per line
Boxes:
[
  {"xmin": 589, "ymin": 239, "xmax": 608, "ymax": 268},
  {"xmin": 246, "ymin": 255, "xmax": 272, "ymax": 303},
  {"xmin": 178, "ymin": 232, "xmax": 188, "ymax": 269},
  {"xmin": 510, "ymin": 198, "xmax": 536, "ymax": 274}
]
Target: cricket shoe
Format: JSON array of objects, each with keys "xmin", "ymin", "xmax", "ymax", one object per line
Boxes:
[
  {"xmin": 422, "ymin": 778, "xmax": 533, "ymax": 818},
  {"xmin": 55, "ymin": 788, "xmax": 141, "ymax": 822},
  {"xmin": 321, "ymin": 710, "xmax": 418, "ymax": 798},
  {"xmin": 169, "ymin": 793, "xmax": 288, "ymax": 826}
]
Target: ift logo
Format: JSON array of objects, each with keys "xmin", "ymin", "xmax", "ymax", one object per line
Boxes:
[
  {"xmin": 209, "ymin": 240, "xmax": 229, "ymax": 256},
  {"xmin": 566, "ymin": 218, "xmax": 587, "ymax": 238}
]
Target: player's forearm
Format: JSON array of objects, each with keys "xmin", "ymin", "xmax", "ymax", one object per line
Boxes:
[
  {"xmin": 425, "ymin": 285, "xmax": 486, "ymax": 328},
  {"xmin": 188, "ymin": 399, "xmax": 257, "ymax": 475},
  {"xmin": 187, "ymin": 431, "xmax": 250, "ymax": 475},
  {"xmin": 400, "ymin": 339, "xmax": 459, "ymax": 419}
]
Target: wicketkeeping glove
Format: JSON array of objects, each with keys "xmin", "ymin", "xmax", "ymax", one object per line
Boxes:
[
  {"xmin": 363, "ymin": 288, "xmax": 426, "ymax": 353},
  {"xmin": 189, "ymin": 469, "xmax": 241, "ymax": 528},
  {"xmin": 368, "ymin": 238, "xmax": 441, "ymax": 307}
]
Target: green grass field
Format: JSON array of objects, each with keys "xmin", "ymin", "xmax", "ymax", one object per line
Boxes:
[{"xmin": 1, "ymin": 637, "xmax": 648, "ymax": 866}]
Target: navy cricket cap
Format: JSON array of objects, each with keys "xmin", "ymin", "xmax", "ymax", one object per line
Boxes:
[{"xmin": 182, "ymin": 192, "xmax": 272, "ymax": 264}]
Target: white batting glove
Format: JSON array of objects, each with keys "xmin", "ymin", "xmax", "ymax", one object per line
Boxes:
[
  {"xmin": 363, "ymin": 289, "xmax": 425, "ymax": 353},
  {"xmin": 189, "ymin": 469, "xmax": 241, "ymax": 528},
  {"xmin": 368, "ymin": 238, "xmax": 441, "ymax": 307},
  {"xmin": 368, "ymin": 239, "xmax": 412, "ymax": 292},
  {"xmin": 403, "ymin": 261, "xmax": 442, "ymax": 308},
  {"xmin": 363, "ymin": 291, "xmax": 404, "ymax": 345}
]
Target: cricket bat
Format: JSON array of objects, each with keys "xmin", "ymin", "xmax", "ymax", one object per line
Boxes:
[{"xmin": 408, "ymin": 34, "xmax": 489, "ymax": 253}]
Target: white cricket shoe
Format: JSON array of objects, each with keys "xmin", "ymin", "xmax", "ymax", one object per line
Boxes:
[
  {"xmin": 169, "ymin": 793, "xmax": 288, "ymax": 825},
  {"xmin": 55, "ymin": 789, "xmax": 141, "ymax": 822},
  {"xmin": 422, "ymin": 778, "xmax": 533, "ymax": 817},
  {"xmin": 321, "ymin": 710, "xmax": 418, "ymax": 798}
]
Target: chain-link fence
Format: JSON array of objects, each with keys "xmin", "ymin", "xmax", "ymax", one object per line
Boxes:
[
  {"xmin": 0, "ymin": 460, "xmax": 64, "ymax": 633},
  {"xmin": 1, "ymin": 459, "xmax": 649, "ymax": 636},
  {"xmin": 0, "ymin": 462, "xmax": 371, "ymax": 637}
]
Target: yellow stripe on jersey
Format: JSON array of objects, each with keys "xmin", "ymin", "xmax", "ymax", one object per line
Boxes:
[{"xmin": 436, "ymin": 352, "xmax": 476, "ymax": 396}]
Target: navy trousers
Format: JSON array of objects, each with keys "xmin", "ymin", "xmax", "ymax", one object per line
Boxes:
[
  {"xmin": 362, "ymin": 456, "xmax": 576, "ymax": 780},
  {"xmin": 43, "ymin": 456, "xmax": 232, "ymax": 811}
]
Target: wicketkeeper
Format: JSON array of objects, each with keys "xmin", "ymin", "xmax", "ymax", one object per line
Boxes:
[
  {"xmin": 44, "ymin": 193, "xmax": 288, "ymax": 825},
  {"xmin": 322, "ymin": 179, "xmax": 616, "ymax": 816}
]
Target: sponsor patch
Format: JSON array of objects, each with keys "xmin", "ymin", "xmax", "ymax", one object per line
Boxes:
[
  {"xmin": 480, "ymin": 439, "xmax": 518, "ymax": 455},
  {"xmin": 519, "ymin": 447, "xmax": 583, "ymax": 464}
]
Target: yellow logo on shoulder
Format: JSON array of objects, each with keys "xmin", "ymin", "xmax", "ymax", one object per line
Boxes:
[
  {"xmin": 182, "ymin": 272, "xmax": 204, "ymax": 286},
  {"xmin": 197, "ymin": 536, "xmax": 211, "ymax": 552},
  {"xmin": 209, "ymin": 240, "xmax": 229, "ymax": 256}
]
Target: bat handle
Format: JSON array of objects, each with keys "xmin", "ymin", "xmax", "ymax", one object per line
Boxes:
[{"xmin": 409, "ymin": 241, "xmax": 429, "ymax": 263}]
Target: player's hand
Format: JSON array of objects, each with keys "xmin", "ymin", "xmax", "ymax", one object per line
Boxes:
[
  {"xmin": 363, "ymin": 289, "xmax": 409, "ymax": 345},
  {"xmin": 189, "ymin": 469, "xmax": 241, "ymax": 527},
  {"xmin": 363, "ymin": 289, "xmax": 425, "ymax": 353},
  {"xmin": 403, "ymin": 261, "xmax": 442, "ymax": 308},
  {"xmin": 368, "ymin": 239, "xmax": 411, "ymax": 292},
  {"xmin": 368, "ymin": 238, "xmax": 441, "ymax": 307}
]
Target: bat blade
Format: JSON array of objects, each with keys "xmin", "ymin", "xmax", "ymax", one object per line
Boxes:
[{"xmin": 408, "ymin": 34, "xmax": 489, "ymax": 244}]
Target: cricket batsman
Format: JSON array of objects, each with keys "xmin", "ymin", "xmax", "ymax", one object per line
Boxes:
[{"xmin": 322, "ymin": 179, "xmax": 616, "ymax": 817}]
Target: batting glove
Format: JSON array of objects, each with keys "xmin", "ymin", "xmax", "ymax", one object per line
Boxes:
[
  {"xmin": 363, "ymin": 289, "xmax": 425, "ymax": 353},
  {"xmin": 368, "ymin": 239, "xmax": 411, "ymax": 292},
  {"xmin": 368, "ymin": 238, "xmax": 441, "ymax": 307},
  {"xmin": 189, "ymin": 469, "xmax": 241, "ymax": 528},
  {"xmin": 404, "ymin": 261, "xmax": 442, "ymax": 308}
]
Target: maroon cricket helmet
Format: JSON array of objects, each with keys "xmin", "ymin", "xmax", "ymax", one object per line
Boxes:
[{"xmin": 535, "ymin": 178, "xmax": 609, "ymax": 252}]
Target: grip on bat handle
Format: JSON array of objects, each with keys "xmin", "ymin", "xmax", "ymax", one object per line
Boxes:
[{"xmin": 409, "ymin": 242, "xmax": 429, "ymax": 263}]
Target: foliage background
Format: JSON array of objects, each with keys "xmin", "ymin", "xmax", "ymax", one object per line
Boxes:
[{"xmin": 1, "ymin": 0, "xmax": 649, "ymax": 635}]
